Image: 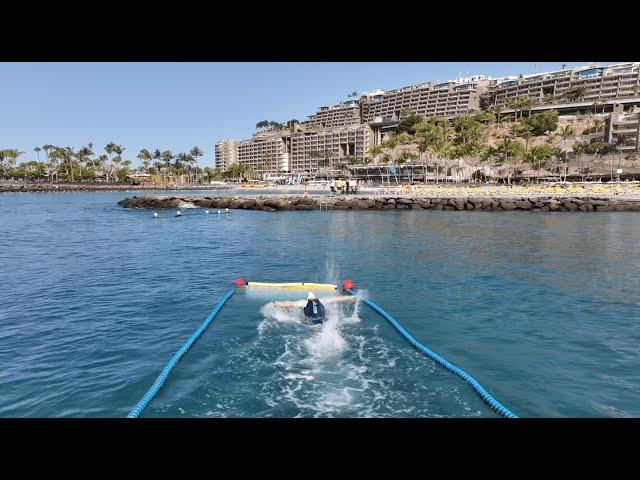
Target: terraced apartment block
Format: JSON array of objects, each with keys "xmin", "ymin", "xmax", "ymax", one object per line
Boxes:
[
  {"xmin": 360, "ymin": 77, "xmax": 489, "ymax": 123},
  {"xmin": 215, "ymin": 63, "xmax": 640, "ymax": 176},
  {"xmin": 235, "ymin": 130, "xmax": 291, "ymax": 174},
  {"xmin": 290, "ymin": 124, "xmax": 373, "ymax": 175},
  {"xmin": 484, "ymin": 63, "xmax": 640, "ymax": 112},
  {"xmin": 303, "ymin": 100, "xmax": 362, "ymax": 128},
  {"xmin": 214, "ymin": 140, "xmax": 238, "ymax": 170},
  {"xmin": 607, "ymin": 106, "xmax": 640, "ymax": 153}
]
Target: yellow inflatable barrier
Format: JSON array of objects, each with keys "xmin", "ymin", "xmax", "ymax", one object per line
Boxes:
[{"xmin": 246, "ymin": 281, "xmax": 337, "ymax": 291}]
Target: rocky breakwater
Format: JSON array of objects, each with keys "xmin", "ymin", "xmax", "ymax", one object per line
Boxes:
[{"xmin": 118, "ymin": 195, "xmax": 640, "ymax": 212}]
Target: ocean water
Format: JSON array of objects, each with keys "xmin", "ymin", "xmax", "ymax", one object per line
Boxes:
[{"xmin": 1, "ymin": 190, "xmax": 640, "ymax": 418}]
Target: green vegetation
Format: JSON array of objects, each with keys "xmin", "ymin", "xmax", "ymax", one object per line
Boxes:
[
  {"xmin": 0, "ymin": 144, "xmax": 210, "ymax": 184},
  {"xmin": 222, "ymin": 163, "xmax": 253, "ymax": 181},
  {"xmin": 521, "ymin": 110, "xmax": 559, "ymax": 135},
  {"xmin": 396, "ymin": 114, "xmax": 423, "ymax": 135},
  {"xmin": 361, "ymin": 108, "xmax": 624, "ymax": 184}
]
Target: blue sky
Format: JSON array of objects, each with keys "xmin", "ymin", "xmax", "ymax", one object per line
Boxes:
[{"xmin": 1, "ymin": 62, "xmax": 617, "ymax": 167}]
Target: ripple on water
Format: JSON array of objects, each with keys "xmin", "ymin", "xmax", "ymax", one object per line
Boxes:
[{"xmin": 2, "ymin": 193, "xmax": 640, "ymax": 417}]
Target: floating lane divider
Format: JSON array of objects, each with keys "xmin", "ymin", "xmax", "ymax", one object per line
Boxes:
[
  {"xmin": 127, "ymin": 282, "xmax": 239, "ymax": 418},
  {"xmin": 342, "ymin": 279, "xmax": 518, "ymax": 418}
]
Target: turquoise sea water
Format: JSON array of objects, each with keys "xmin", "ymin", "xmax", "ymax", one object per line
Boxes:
[{"xmin": 1, "ymin": 191, "xmax": 640, "ymax": 418}]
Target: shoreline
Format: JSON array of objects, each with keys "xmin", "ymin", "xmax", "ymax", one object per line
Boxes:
[
  {"xmin": 0, "ymin": 183, "xmax": 233, "ymax": 193},
  {"xmin": 118, "ymin": 194, "xmax": 640, "ymax": 212}
]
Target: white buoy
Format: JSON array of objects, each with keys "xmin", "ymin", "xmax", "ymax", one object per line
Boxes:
[
  {"xmin": 153, "ymin": 212, "xmax": 158, "ymax": 219},
  {"xmin": 205, "ymin": 210, "xmax": 210, "ymax": 214},
  {"xmin": 176, "ymin": 210, "xmax": 182, "ymax": 217},
  {"xmin": 217, "ymin": 210, "xmax": 222, "ymax": 214},
  {"xmin": 225, "ymin": 208, "xmax": 230, "ymax": 214}
]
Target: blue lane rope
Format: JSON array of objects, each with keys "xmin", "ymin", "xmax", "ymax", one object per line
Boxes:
[
  {"xmin": 346, "ymin": 289, "xmax": 518, "ymax": 418},
  {"xmin": 127, "ymin": 287, "xmax": 236, "ymax": 418}
]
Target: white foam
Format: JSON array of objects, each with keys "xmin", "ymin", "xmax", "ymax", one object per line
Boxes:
[
  {"xmin": 256, "ymin": 293, "xmax": 377, "ymax": 416},
  {"xmin": 303, "ymin": 303, "xmax": 348, "ymax": 360},
  {"xmin": 178, "ymin": 201, "xmax": 198, "ymax": 209}
]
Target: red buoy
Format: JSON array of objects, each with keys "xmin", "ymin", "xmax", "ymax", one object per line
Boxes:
[
  {"xmin": 234, "ymin": 278, "xmax": 246, "ymax": 287},
  {"xmin": 342, "ymin": 279, "xmax": 354, "ymax": 291}
]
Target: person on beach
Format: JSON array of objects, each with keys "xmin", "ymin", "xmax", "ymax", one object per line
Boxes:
[
  {"xmin": 303, "ymin": 292, "xmax": 325, "ymax": 324},
  {"xmin": 345, "ymin": 179, "xmax": 350, "ymax": 194},
  {"xmin": 330, "ymin": 179, "xmax": 336, "ymax": 195}
]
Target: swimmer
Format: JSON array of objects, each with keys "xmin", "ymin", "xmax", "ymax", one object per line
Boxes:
[{"xmin": 303, "ymin": 292, "xmax": 325, "ymax": 324}]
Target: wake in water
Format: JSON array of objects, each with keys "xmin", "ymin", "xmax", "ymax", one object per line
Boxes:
[
  {"xmin": 256, "ymin": 292, "xmax": 394, "ymax": 417},
  {"xmin": 177, "ymin": 201, "xmax": 199, "ymax": 209},
  {"xmin": 251, "ymin": 284, "xmax": 484, "ymax": 418}
]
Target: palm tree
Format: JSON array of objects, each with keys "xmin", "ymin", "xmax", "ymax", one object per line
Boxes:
[
  {"xmin": 190, "ymin": 146, "xmax": 203, "ymax": 183},
  {"xmin": 161, "ymin": 151, "xmax": 174, "ymax": 175},
  {"xmin": 121, "ymin": 159, "xmax": 132, "ymax": 180},
  {"xmin": 111, "ymin": 145, "xmax": 124, "ymax": 181},
  {"xmin": 520, "ymin": 96, "xmax": 535, "ymax": 118},
  {"xmin": 74, "ymin": 148, "xmax": 85, "ymax": 181},
  {"xmin": 593, "ymin": 98, "xmax": 605, "ymax": 115},
  {"xmin": 176, "ymin": 152, "xmax": 190, "ymax": 178},
  {"xmin": 49, "ymin": 148, "xmax": 65, "ymax": 183},
  {"xmin": 34, "ymin": 146, "xmax": 42, "ymax": 163},
  {"xmin": 494, "ymin": 137, "xmax": 524, "ymax": 184},
  {"xmin": 137, "ymin": 149, "xmax": 152, "ymax": 174},
  {"xmin": 562, "ymin": 86, "xmax": 587, "ymax": 102},
  {"xmin": 4, "ymin": 149, "xmax": 24, "ymax": 174},
  {"xmin": 58, "ymin": 146, "xmax": 75, "ymax": 181},
  {"xmin": 95, "ymin": 154, "xmax": 108, "ymax": 180},
  {"xmin": 104, "ymin": 143, "xmax": 117, "ymax": 182},
  {"xmin": 152, "ymin": 149, "xmax": 162, "ymax": 174},
  {"xmin": 42, "ymin": 144, "xmax": 54, "ymax": 177},
  {"xmin": 368, "ymin": 145, "xmax": 383, "ymax": 164}
]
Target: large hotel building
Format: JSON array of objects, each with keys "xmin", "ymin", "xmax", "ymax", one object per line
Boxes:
[{"xmin": 215, "ymin": 62, "xmax": 640, "ymax": 176}]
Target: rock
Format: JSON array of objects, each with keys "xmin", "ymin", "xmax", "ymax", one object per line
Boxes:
[
  {"xmin": 297, "ymin": 197, "xmax": 315, "ymax": 205},
  {"xmin": 240, "ymin": 199, "xmax": 257, "ymax": 209},
  {"xmin": 117, "ymin": 194, "xmax": 640, "ymax": 213}
]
